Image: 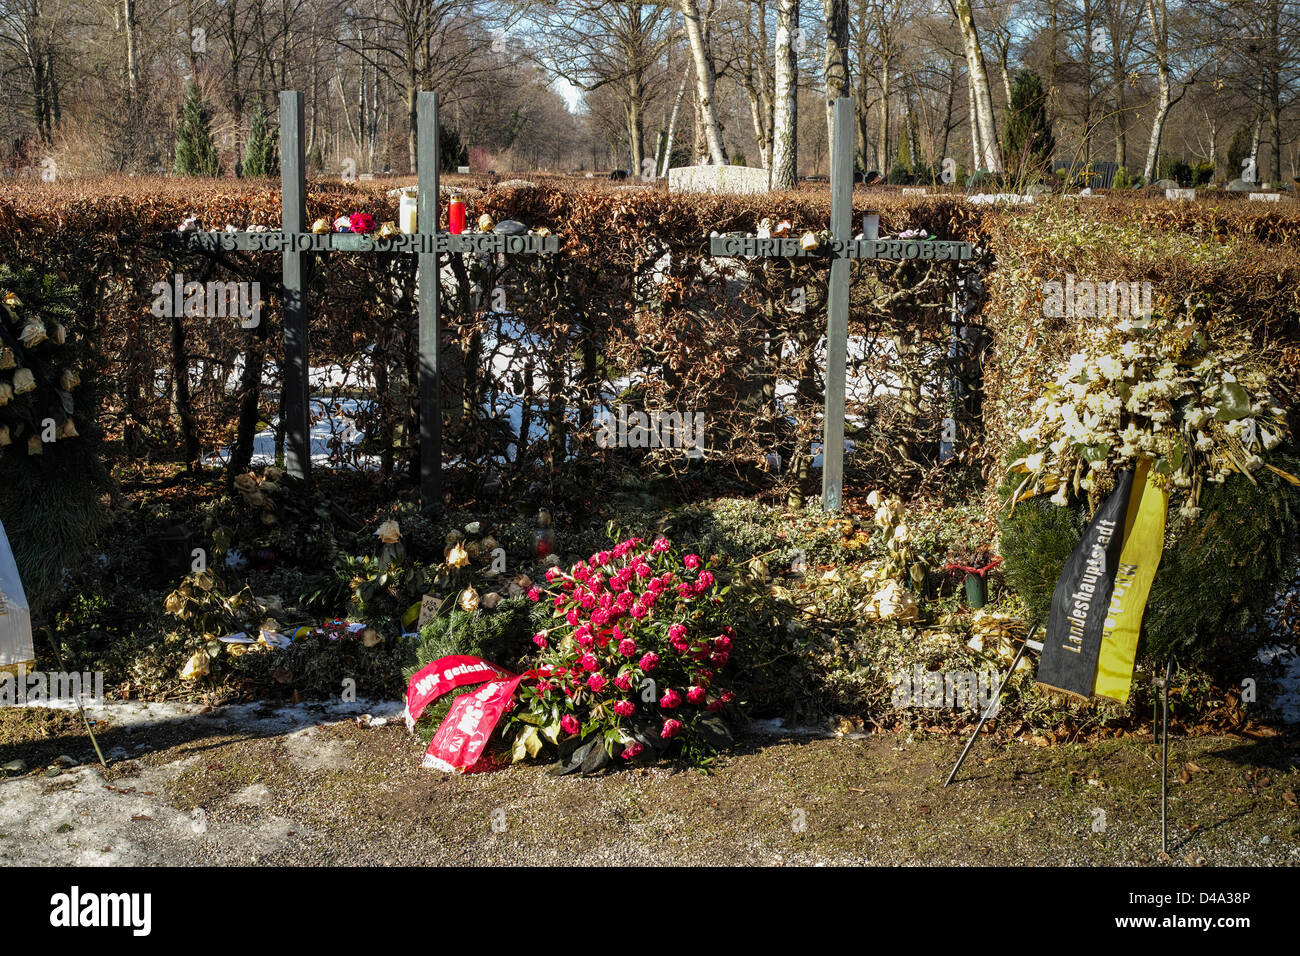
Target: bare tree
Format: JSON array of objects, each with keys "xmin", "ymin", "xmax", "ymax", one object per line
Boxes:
[
  {"xmin": 771, "ymin": 0, "xmax": 797, "ymax": 185},
  {"xmin": 952, "ymin": 0, "xmax": 1001, "ymax": 171}
]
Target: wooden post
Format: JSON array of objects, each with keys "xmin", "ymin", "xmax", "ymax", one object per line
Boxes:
[
  {"xmin": 820, "ymin": 96, "xmax": 854, "ymax": 511},
  {"xmin": 417, "ymin": 92, "xmax": 442, "ymax": 511},
  {"xmin": 279, "ymin": 91, "xmax": 311, "ymax": 481}
]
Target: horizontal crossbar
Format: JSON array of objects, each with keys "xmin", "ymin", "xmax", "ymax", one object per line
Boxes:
[
  {"xmin": 709, "ymin": 236, "xmax": 973, "ymax": 261},
  {"xmin": 167, "ymin": 231, "xmax": 560, "ymax": 255}
]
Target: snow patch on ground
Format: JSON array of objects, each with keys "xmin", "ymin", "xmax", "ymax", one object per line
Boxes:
[{"xmin": 0, "ymin": 697, "xmax": 405, "ymax": 865}]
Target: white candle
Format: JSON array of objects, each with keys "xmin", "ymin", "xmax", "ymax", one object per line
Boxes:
[{"xmin": 399, "ymin": 193, "xmax": 418, "ymax": 233}]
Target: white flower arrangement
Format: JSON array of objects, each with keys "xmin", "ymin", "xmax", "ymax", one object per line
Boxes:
[{"xmin": 1009, "ymin": 315, "xmax": 1296, "ymax": 519}]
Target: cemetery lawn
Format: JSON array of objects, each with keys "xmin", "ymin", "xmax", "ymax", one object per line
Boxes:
[{"xmin": 2, "ymin": 707, "xmax": 1297, "ymax": 866}]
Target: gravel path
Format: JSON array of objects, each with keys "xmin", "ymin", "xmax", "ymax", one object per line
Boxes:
[{"xmin": 1, "ymin": 703, "xmax": 1297, "ymax": 866}]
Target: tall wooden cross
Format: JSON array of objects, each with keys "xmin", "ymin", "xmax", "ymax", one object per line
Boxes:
[
  {"xmin": 170, "ymin": 90, "xmax": 558, "ymax": 509},
  {"xmin": 709, "ymin": 97, "xmax": 974, "ymax": 511}
]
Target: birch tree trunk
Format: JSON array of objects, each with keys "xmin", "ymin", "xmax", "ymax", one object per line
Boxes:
[
  {"xmin": 823, "ymin": 0, "xmax": 849, "ymax": 152},
  {"xmin": 123, "ymin": 0, "xmax": 139, "ymax": 99},
  {"xmin": 659, "ymin": 67, "xmax": 690, "ymax": 176},
  {"xmin": 967, "ymin": 70, "xmax": 981, "ymax": 170},
  {"xmin": 1141, "ymin": 0, "xmax": 1170, "ymax": 182},
  {"xmin": 680, "ymin": 0, "xmax": 727, "ymax": 164},
  {"xmin": 877, "ymin": 63, "xmax": 890, "ymax": 172},
  {"xmin": 954, "ymin": 0, "xmax": 1001, "ymax": 172},
  {"xmin": 771, "ymin": 0, "xmax": 798, "ymax": 187}
]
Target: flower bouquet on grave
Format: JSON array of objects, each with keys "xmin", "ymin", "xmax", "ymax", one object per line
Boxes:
[
  {"xmin": 1007, "ymin": 314, "xmax": 1295, "ymax": 519},
  {"xmin": 404, "ymin": 534, "xmax": 737, "ymax": 772},
  {"xmin": 1000, "ymin": 311, "xmax": 1299, "ymax": 696},
  {"xmin": 854, "ymin": 490, "xmax": 924, "ymax": 622}
]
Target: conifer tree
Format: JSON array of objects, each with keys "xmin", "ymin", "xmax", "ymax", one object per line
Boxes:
[
  {"xmin": 1001, "ymin": 70, "xmax": 1054, "ymax": 182},
  {"xmin": 241, "ymin": 104, "xmax": 279, "ymax": 179},
  {"xmin": 173, "ymin": 81, "xmax": 222, "ymax": 177}
]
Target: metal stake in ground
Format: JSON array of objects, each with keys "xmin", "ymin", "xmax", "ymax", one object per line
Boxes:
[
  {"xmin": 168, "ymin": 90, "xmax": 558, "ymax": 510},
  {"xmin": 944, "ymin": 624, "xmax": 1042, "ymax": 787},
  {"xmin": 1161, "ymin": 655, "xmax": 1173, "ymax": 856},
  {"xmin": 709, "ymin": 96, "xmax": 974, "ymax": 511}
]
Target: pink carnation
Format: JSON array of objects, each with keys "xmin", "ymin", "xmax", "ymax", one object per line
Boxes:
[
  {"xmin": 621, "ymin": 741, "xmax": 645, "ymax": 759},
  {"xmin": 686, "ymin": 686, "xmax": 706, "ymax": 705},
  {"xmin": 651, "ymin": 537, "xmax": 670, "ymax": 553},
  {"xmin": 587, "ymin": 673, "xmax": 608, "ymax": 692},
  {"xmin": 560, "ymin": 714, "xmax": 580, "ymax": 735},
  {"xmin": 349, "ymin": 212, "xmax": 376, "ymax": 234},
  {"xmin": 659, "ymin": 688, "xmax": 681, "ymax": 709},
  {"xmin": 532, "ymin": 633, "xmax": 548, "ymax": 649},
  {"xmin": 613, "ymin": 700, "xmax": 634, "ymax": 717},
  {"xmin": 661, "ymin": 719, "xmax": 682, "ymax": 739},
  {"xmin": 613, "ymin": 673, "xmax": 633, "ymax": 691},
  {"xmin": 528, "ymin": 587, "xmax": 541, "ymax": 602},
  {"xmin": 683, "ymin": 554, "xmax": 701, "ymax": 569},
  {"xmin": 638, "ymin": 652, "xmax": 659, "ymax": 672},
  {"xmin": 618, "ymin": 638, "xmax": 637, "ymax": 656},
  {"xmin": 579, "ymin": 653, "xmax": 599, "ymax": 671}
]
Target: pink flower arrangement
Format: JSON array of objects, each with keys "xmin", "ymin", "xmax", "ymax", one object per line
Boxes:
[
  {"xmin": 349, "ymin": 212, "xmax": 376, "ymax": 234},
  {"xmin": 506, "ymin": 535, "xmax": 737, "ymax": 768}
]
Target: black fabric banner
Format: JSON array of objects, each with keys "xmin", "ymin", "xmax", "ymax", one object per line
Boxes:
[{"xmin": 1036, "ymin": 469, "xmax": 1135, "ymax": 698}]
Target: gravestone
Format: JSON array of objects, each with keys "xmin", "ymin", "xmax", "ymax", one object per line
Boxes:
[
  {"xmin": 668, "ymin": 165, "xmax": 769, "ymax": 195},
  {"xmin": 1166, "ymin": 188, "xmax": 1195, "ymax": 201},
  {"xmin": 707, "ymin": 98, "xmax": 975, "ymax": 511},
  {"xmin": 1249, "ymin": 192, "xmax": 1282, "ymax": 202},
  {"xmin": 1226, "ymin": 179, "xmax": 1253, "ymax": 192},
  {"xmin": 168, "ymin": 91, "xmax": 557, "ymax": 509}
]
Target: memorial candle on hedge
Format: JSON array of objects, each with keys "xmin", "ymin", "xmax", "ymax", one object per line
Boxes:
[
  {"xmin": 533, "ymin": 509, "xmax": 554, "ymax": 558},
  {"xmin": 399, "ymin": 193, "xmax": 418, "ymax": 234},
  {"xmin": 449, "ymin": 193, "xmax": 466, "ymax": 235}
]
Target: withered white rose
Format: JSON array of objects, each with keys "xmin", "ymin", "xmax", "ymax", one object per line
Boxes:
[
  {"xmin": 56, "ymin": 419, "xmax": 78, "ymax": 439},
  {"xmin": 0, "ymin": 348, "xmax": 13, "ymax": 370},
  {"xmin": 61, "ymin": 369, "xmax": 80, "ymax": 390},
  {"xmin": 180, "ymin": 650, "xmax": 210, "ymax": 680},
  {"xmin": 18, "ymin": 322, "xmax": 46, "ymax": 347},
  {"xmin": 376, "ymin": 519, "xmax": 401, "ymax": 543},
  {"xmin": 12, "ymin": 368, "xmax": 35, "ymax": 395},
  {"xmin": 459, "ymin": 585, "xmax": 480, "ymax": 613},
  {"xmin": 26, "ymin": 435, "xmax": 42, "ymax": 455}
]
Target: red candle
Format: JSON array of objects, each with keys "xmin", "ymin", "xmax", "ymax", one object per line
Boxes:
[{"xmin": 449, "ymin": 194, "xmax": 466, "ymax": 234}]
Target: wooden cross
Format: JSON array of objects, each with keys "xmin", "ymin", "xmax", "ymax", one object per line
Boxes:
[
  {"xmin": 709, "ymin": 97, "xmax": 974, "ymax": 511},
  {"xmin": 169, "ymin": 90, "xmax": 558, "ymax": 510}
]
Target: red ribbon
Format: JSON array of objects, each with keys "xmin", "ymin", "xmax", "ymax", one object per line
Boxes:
[
  {"xmin": 942, "ymin": 556, "xmax": 1003, "ymax": 578},
  {"xmin": 404, "ymin": 654, "xmax": 551, "ymax": 772}
]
